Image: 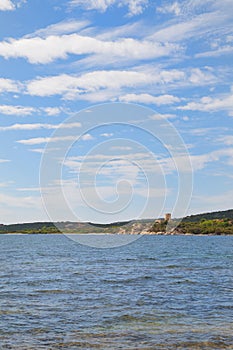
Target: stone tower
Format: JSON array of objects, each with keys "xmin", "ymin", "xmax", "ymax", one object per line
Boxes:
[{"xmin": 164, "ymin": 213, "xmax": 171, "ymax": 221}]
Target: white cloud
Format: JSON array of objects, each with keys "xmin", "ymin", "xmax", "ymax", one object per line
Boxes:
[
  {"xmin": 110, "ymin": 146, "xmax": 132, "ymax": 151},
  {"xmin": 41, "ymin": 107, "xmax": 61, "ymax": 116},
  {"xmin": 0, "ymin": 33, "xmax": 178, "ymax": 64},
  {"xmin": 17, "ymin": 135, "xmax": 77, "ymax": 145},
  {"xmin": 151, "ymin": 11, "xmax": 228, "ymax": 43},
  {"xmin": 0, "ymin": 78, "xmax": 20, "ymax": 93},
  {"xmin": 196, "ymin": 45, "xmax": 233, "ymax": 58},
  {"xmin": 0, "ymin": 122, "xmax": 81, "ymax": 132},
  {"xmin": 188, "ymin": 68, "xmax": 216, "ymax": 85},
  {"xmin": 119, "ymin": 93, "xmax": 180, "ymax": 105},
  {"xmin": 69, "ymin": 0, "xmax": 148, "ymax": 16},
  {"xmin": 157, "ymin": 1, "xmax": 181, "ymax": 16},
  {"xmin": 0, "ymin": 159, "xmax": 10, "ymax": 163},
  {"xmin": 28, "ymin": 19, "xmax": 90, "ymax": 38},
  {"xmin": 101, "ymin": 133, "xmax": 113, "ymax": 137},
  {"xmin": 0, "ymin": 104, "xmax": 62, "ymax": 116},
  {"xmin": 159, "ymin": 148, "xmax": 233, "ymax": 173},
  {"xmin": 150, "ymin": 113, "xmax": 176, "ymax": 120},
  {"xmin": 0, "ymin": 192, "xmax": 42, "ymax": 209},
  {"xmin": 25, "ymin": 68, "xmax": 197, "ymax": 100},
  {"xmin": 0, "ymin": 66, "xmax": 218, "ymax": 104},
  {"xmin": 29, "ymin": 147, "xmax": 61, "ymax": 154},
  {"xmin": 17, "ymin": 131, "xmax": 92, "ymax": 146},
  {"xmin": 0, "ymin": 105, "xmax": 35, "ymax": 115},
  {"xmin": 179, "ymin": 92, "xmax": 233, "ymax": 115},
  {"xmin": 0, "ymin": 0, "xmax": 15, "ymax": 11},
  {"xmin": 26, "ymin": 70, "xmax": 155, "ymax": 98},
  {"xmin": 218, "ymin": 136, "xmax": 233, "ymax": 146},
  {"xmin": 81, "ymin": 133, "xmax": 94, "ymax": 141}
]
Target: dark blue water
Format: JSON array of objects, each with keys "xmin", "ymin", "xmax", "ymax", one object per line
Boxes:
[{"xmin": 0, "ymin": 234, "xmax": 232, "ymax": 349}]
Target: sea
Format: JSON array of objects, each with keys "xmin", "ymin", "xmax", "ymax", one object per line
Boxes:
[{"xmin": 0, "ymin": 234, "xmax": 232, "ymax": 349}]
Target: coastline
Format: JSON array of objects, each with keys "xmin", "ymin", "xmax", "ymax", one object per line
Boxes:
[{"xmin": 1, "ymin": 231, "xmax": 232, "ymax": 236}]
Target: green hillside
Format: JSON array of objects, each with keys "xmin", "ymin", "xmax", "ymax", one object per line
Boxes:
[
  {"xmin": 0, "ymin": 210, "xmax": 233, "ymax": 234},
  {"xmin": 182, "ymin": 209, "xmax": 233, "ymax": 222}
]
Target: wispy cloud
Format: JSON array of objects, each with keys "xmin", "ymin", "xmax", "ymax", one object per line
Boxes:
[
  {"xmin": 0, "ymin": 122, "xmax": 81, "ymax": 132},
  {"xmin": 178, "ymin": 90, "xmax": 233, "ymax": 115},
  {"xmin": 218, "ymin": 135, "xmax": 233, "ymax": 146},
  {"xmin": 101, "ymin": 133, "xmax": 113, "ymax": 138},
  {"xmin": 17, "ymin": 131, "xmax": 92, "ymax": 145},
  {"xmin": 196, "ymin": 45, "xmax": 233, "ymax": 58},
  {"xmin": 17, "ymin": 135, "xmax": 77, "ymax": 145},
  {"xmin": 0, "ymin": 104, "xmax": 62, "ymax": 116},
  {"xmin": 0, "ymin": 104, "xmax": 36, "ymax": 115},
  {"xmin": 0, "ymin": 192, "xmax": 42, "ymax": 209},
  {"xmin": 69, "ymin": 0, "xmax": 148, "ymax": 16},
  {"xmin": 119, "ymin": 93, "xmax": 180, "ymax": 105},
  {"xmin": 27, "ymin": 19, "xmax": 90, "ymax": 38},
  {"xmin": 150, "ymin": 113, "xmax": 176, "ymax": 120},
  {"xmin": 157, "ymin": 1, "xmax": 181, "ymax": 16}
]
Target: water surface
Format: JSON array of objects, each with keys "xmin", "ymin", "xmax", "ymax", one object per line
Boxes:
[{"xmin": 0, "ymin": 234, "xmax": 232, "ymax": 349}]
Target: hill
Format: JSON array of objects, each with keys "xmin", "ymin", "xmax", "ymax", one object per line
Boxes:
[
  {"xmin": 0, "ymin": 210, "xmax": 233, "ymax": 234},
  {"xmin": 182, "ymin": 209, "xmax": 233, "ymax": 222}
]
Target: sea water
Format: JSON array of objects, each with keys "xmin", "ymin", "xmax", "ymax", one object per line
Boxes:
[{"xmin": 0, "ymin": 234, "xmax": 232, "ymax": 349}]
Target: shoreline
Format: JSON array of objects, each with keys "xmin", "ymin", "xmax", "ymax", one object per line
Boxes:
[{"xmin": 0, "ymin": 232, "xmax": 232, "ymax": 236}]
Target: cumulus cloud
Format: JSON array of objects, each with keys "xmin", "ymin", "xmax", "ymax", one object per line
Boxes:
[
  {"xmin": 41, "ymin": 107, "xmax": 61, "ymax": 116},
  {"xmin": 26, "ymin": 70, "xmax": 155, "ymax": 98},
  {"xmin": 0, "ymin": 0, "xmax": 15, "ymax": 11},
  {"xmin": 0, "ymin": 78, "xmax": 20, "ymax": 93},
  {"xmin": 0, "ymin": 33, "xmax": 178, "ymax": 64},
  {"xmin": 24, "ymin": 66, "xmax": 215, "ymax": 101}
]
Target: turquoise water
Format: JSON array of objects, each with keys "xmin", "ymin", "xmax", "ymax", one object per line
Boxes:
[{"xmin": 0, "ymin": 234, "xmax": 232, "ymax": 349}]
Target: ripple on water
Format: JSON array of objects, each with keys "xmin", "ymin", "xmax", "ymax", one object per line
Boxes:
[{"xmin": 0, "ymin": 235, "xmax": 232, "ymax": 349}]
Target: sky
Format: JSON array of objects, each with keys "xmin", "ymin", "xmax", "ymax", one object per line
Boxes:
[{"xmin": 0, "ymin": 0, "xmax": 233, "ymax": 224}]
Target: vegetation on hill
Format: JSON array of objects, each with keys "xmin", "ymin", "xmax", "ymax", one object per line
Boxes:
[
  {"xmin": 178, "ymin": 218, "xmax": 233, "ymax": 235},
  {"xmin": 182, "ymin": 209, "xmax": 233, "ymax": 222},
  {"xmin": 0, "ymin": 210, "xmax": 233, "ymax": 234},
  {"xmin": 0, "ymin": 222, "xmax": 60, "ymax": 234},
  {"xmin": 150, "ymin": 210, "xmax": 233, "ymax": 235}
]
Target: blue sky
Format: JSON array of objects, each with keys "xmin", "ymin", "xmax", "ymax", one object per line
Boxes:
[{"xmin": 0, "ymin": 0, "xmax": 232, "ymax": 224}]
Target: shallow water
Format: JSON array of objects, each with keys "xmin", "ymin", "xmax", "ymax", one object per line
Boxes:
[{"xmin": 0, "ymin": 234, "xmax": 232, "ymax": 349}]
